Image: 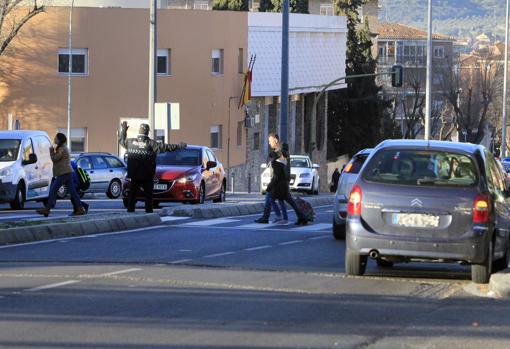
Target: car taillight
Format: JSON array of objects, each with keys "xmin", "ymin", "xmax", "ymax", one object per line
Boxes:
[
  {"xmin": 473, "ymin": 193, "xmax": 490, "ymax": 224},
  {"xmin": 344, "ymin": 162, "xmax": 353, "ymax": 173},
  {"xmin": 347, "ymin": 185, "xmax": 362, "ymax": 216}
]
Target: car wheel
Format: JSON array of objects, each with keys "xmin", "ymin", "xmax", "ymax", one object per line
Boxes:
[
  {"xmin": 107, "ymin": 180, "xmax": 122, "ymax": 199},
  {"xmin": 122, "ymin": 198, "xmax": 130, "ymax": 209},
  {"xmin": 494, "ymin": 240, "xmax": 510, "ymax": 272},
  {"xmin": 9, "ymin": 183, "xmax": 25, "ymax": 210},
  {"xmin": 314, "ymin": 179, "xmax": 320, "ymax": 195},
  {"xmin": 308, "ymin": 179, "xmax": 315, "ymax": 195},
  {"xmin": 471, "ymin": 239, "xmax": 493, "ymax": 284},
  {"xmin": 332, "ymin": 220, "xmax": 345, "ymax": 240},
  {"xmin": 193, "ymin": 182, "xmax": 206, "ymax": 204},
  {"xmin": 213, "ymin": 182, "xmax": 226, "ymax": 203},
  {"xmin": 376, "ymin": 258, "xmax": 394, "ymax": 268},
  {"xmin": 345, "ymin": 248, "xmax": 367, "ymax": 276},
  {"xmin": 57, "ymin": 185, "xmax": 68, "ymax": 199}
]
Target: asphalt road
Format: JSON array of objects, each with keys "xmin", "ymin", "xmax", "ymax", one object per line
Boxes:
[{"xmin": 0, "ymin": 206, "xmax": 509, "ymax": 348}]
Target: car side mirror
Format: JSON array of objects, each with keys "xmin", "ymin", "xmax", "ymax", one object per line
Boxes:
[
  {"xmin": 312, "ymin": 163, "xmax": 320, "ymax": 169},
  {"xmin": 206, "ymin": 161, "xmax": 217, "ymax": 170},
  {"xmin": 260, "ymin": 163, "xmax": 267, "ymax": 169},
  {"xmin": 22, "ymin": 153, "xmax": 37, "ymax": 166},
  {"xmin": 123, "ymin": 153, "xmax": 128, "ymax": 164}
]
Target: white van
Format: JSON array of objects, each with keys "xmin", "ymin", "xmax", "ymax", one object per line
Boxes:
[{"xmin": 0, "ymin": 131, "xmax": 53, "ymax": 209}]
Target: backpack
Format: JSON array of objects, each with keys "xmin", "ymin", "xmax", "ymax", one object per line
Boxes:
[
  {"xmin": 76, "ymin": 166, "xmax": 90, "ymax": 191},
  {"xmin": 295, "ymin": 196, "xmax": 315, "ymax": 222}
]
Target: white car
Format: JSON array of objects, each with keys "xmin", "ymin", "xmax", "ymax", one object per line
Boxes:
[
  {"xmin": 260, "ymin": 155, "xmax": 320, "ymax": 195},
  {"xmin": 0, "ymin": 130, "xmax": 53, "ymax": 209}
]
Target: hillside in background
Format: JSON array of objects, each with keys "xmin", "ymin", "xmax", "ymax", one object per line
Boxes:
[{"xmin": 379, "ymin": 0, "xmax": 504, "ymax": 40}]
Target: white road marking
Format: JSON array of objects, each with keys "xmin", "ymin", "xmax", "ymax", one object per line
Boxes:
[
  {"xmin": 309, "ymin": 235, "xmax": 330, "ymax": 240},
  {"xmin": 203, "ymin": 251, "xmax": 236, "ymax": 258},
  {"xmin": 25, "ymin": 280, "xmax": 81, "ymax": 292},
  {"xmin": 0, "ymin": 225, "xmax": 167, "ymax": 249},
  {"xmin": 236, "ymin": 223, "xmax": 278, "ymax": 229},
  {"xmin": 244, "ymin": 245, "xmax": 272, "ymax": 251},
  {"xmin": 292, "ymin": 223, "xmax": 331, "ymax": 232},
  {"xmin": 179, "ymin": 249, "xmax": 192, "ymax": 252},
  {"xmin": 170, "ymin": 259, "xmax": 193, "ymax": 264},
  {"xmin": 99, "ymin": 268, "xmax": 141, "ymax": 277},
  {"xmin": 278, "ymin": 240, "xmax": 303, "ymax": 246},
  {"xmin": 182, "ymin": 218, "xmax": 240, "ymax": 227},
  {"xmin": 0, "ymin": 214, "xmax": 40, "ymax": 220},
  {"xmin": 161, "ymin": 216, "xmax": 191, "ymax": 222}
]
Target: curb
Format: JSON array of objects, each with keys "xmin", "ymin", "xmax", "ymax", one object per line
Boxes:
[
  {"xmin": 160, "ymin": 195, "xmax": 334, "ymax": 219},
  {"xmin": 489, "ymin": 269, "xmax": 510, "ymax": 298},
  {"xmin": 0, "ymin": 213, "xmax": 162, "ymax": 245}
]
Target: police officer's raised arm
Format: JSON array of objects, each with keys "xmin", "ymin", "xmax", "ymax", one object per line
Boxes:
[
  {"xmin": 118, "ymin": 121, "xmax": 129, "ymax": 149},
  {"xmin": 152, "ymin": 140, "xmax": 187, "ymax": 154}
]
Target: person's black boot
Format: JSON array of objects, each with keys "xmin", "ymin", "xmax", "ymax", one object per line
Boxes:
[{"xmin": 254, "ymin": 217, "xmax": 269, "ymax": 224}]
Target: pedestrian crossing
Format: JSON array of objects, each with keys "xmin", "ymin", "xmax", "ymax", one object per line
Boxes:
[{"xmin": 166, "ymin": 216, "xmax": 332, "ymax": 233}]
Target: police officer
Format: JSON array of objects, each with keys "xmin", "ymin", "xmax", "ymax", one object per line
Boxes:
[{"xmin": 119, "ymin": 121, "xmax": 186, "ymax": 213}]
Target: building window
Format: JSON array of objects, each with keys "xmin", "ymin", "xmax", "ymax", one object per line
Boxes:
[
  {"xmin": 210, "ymin": 125, "xmax": 222, "ymax": 149},
  {"xmin": 58, "ymin": 48, "xmax": 88, "ymax": 75},
  {"xmin": 194, "ymin": 0, "xmax": 209, "ymax": 10},
  {"xmin": 238, "ymin": 48, "xmax": 244, "ymax": 74},
  {"xmin": 253, "ymin": 132, "xmax": 260, "ymax": 150},
  {"xmin": 434, "ymin": 46, "xmax": 445, "ymax": 58},
  {"xmin": 58, "ymin": 127, "xmax": 87, "ymax": 152},
  {"xmin": 237, "ymin": 121, "xmax": 243, "ymax": 146},
  {"xmin": 212, "ymin": 49, "xmax": 224, "ymax": 75},
  {"xmin": 433, "ymin": 73, "xmax": 444, "ymax": 85},
  {"xmin": 157, "ymin": 49, "xmax": 171, "ymax": 75},
  {"xmin": 319, "ymin": 3, "xmax": 334, "ymax": 16}
]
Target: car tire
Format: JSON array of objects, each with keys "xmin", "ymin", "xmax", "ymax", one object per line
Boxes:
[
  {"xmin": 213, "ymin": 182, "xmax": 226, "ymax": 203},
  {"xmin": 122, "ymin": 198, "xmax": 130, "ymax": 209},
  {"xmin": 332, "ymin": 220, "xmax": 345, "ymax": 240},
  {"xmin": 314, "ymin": 179, "xmax": 320, "ymax": 195},
  {"xmin": 106, "ymin": 179, "xmax": 122, "ymax": 199},
  {"xmin": 9, "ymin": 183, "xmax": 25, "ymax": 210},
  {"xmin": 193, "ymin": 182, "xmax": 206, "ymax": 204},
  {"xmin": 308, "ymin": 179, "xmax": 315, "ymax": 195},
  {"xmin": 376, "ymin": 258, "xmax": 394, "ymax": 268},
  {"xmin": 471, "ymin": 239, "xmax": 493, "ymax": 284},
  {"xmin": 345, "ymin": 248, "xmax": 367, "ymax": 276},
  {"xmin": 494, "ymin": 242, "xmax": 510, "ymax": 272},
  {"xmin": 57, "ymin": 185, "xmax": 68, "ymax": 199}
]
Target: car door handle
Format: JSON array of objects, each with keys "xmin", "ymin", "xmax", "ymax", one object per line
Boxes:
[
  {"xmin": 109, "ymin": 170, "xmax": 113, "ymax": 173},
  {"xmin": 90, "ymin": 170, "xmax": 94, "ymax": 174}
]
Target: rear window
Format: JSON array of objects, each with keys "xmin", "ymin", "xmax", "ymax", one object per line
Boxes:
[
  {"xmin": 157, "ymin": 149, "xmax": 201, "ymax": 167},
  {"xmin": 362, "ymin": 150, "xmax": 478, "ymax": 187},
  {"xmin": 344, "ymin": 154, "xmax": 369, "ymax": 174},
  {"xmin": 290, "ymin": 158, "xmax": 309, "ymax": 168}
]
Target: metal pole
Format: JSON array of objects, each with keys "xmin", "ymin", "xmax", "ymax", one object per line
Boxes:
[
  {"xmin": 148, "ymin": 0, "xmax": 157, "ymax": 139},
  {"xmin": 501, "ymin": 0, "xmax": 509, "ymax": 158},
  {"xmin": 280, "ymin": 0, "xmax": 289, "ymax": 144},
  {"xmin": 67, "ymin": 0, "xmax": 74, "ymax": 152},
  {"xmin": 424, "ymin": 0, "xmax": 432, "ymax": 141}
]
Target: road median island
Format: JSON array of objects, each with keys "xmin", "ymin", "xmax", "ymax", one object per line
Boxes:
[
  {"xmin": 160, "ymin": 195, "xmax": 334, "ymax": 219},
  {"xmin": 490, "ymin": 269, "xmax": 510, "ymax": 298},
  {"xmin": 0, "ymin": 212, "xmax": 162, "ymax": 245}
]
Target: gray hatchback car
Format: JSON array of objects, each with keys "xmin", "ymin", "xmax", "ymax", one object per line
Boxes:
[{"xmin": 345, "ymin": 140, "xmax": 510, "ymax": 284}]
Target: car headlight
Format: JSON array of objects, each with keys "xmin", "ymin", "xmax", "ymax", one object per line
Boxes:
[
  {"xmin": 0, "ymin": 167, "xmax": 13, "ymax": 178},
  {"xmin": 299, "ymin": 173, "xmax": 311, "ymax": 178},
  {"xmin": 177, "ymin": 173, "xmax": 199, "ymax": 184}
]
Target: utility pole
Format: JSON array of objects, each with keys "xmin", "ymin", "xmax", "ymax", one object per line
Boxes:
[
  {"xmin": 67, "ymin": 0, "xmax": 75, "ymax": 152},
  {"xmin": 148, "ymin": 0, "xmax": 157, "ymax": 139},
  {"xmin": 424, "ymin": 0, "xmax": 432, "ymax": 141},
  {"xmin": 501, "ymin": 0, "xmax": 509, "ymax": 158},
  {"xmin": 280, "ymin": 0, "xmax": 289, "ymax": 143}
]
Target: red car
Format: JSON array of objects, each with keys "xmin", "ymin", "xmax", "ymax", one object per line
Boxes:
[{"xmin": 122, "ymin": 145, "xmax": 226, "ymax": 206}]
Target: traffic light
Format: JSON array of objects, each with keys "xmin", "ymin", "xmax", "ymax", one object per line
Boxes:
[{"xmin": 391, "ymin": 64, "xmax": 403, "ymax": 88}]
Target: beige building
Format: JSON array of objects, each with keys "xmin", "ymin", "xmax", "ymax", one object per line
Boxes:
[{"xmin": 0, "ymin": 7, "xmax": 347, "ymax": 191}]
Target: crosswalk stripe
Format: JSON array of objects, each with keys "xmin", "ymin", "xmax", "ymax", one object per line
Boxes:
[
  {"xmin": 292, "ymin": 223, "xmax": 331, "ymax": 232},
  {"xmin": 161, "ymin": 216, "xmax": 191, "ymax": 222},
  {"xmin": 236, "ymin": 223, "xmax": 279, "ymax": 229},
  {"xmin": 181, "ymin": 218, "xmax": 240, "ymax": 227}
]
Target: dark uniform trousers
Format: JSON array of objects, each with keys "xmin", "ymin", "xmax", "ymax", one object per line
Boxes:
[{"xmin": 128, "ymin": 180, "xmax": 154, "ymax": 213}]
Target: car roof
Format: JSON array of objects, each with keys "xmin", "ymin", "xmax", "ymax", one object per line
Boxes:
[
  {"xmin": 375, "ymin": 139, "xmax": 484, "ymax": 154},
  {"xmin": 0, "ymin": 130, "xmax": 49, "ymax": 139},
  {"xmin": 290, "ymin": 155, "xmax": 310, "ymax": 159},
  {"xmin": 354, "ymin": 148, "xmax": 373, "ymax": 156}
]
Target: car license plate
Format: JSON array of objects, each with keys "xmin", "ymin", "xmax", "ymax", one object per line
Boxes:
[
  {"xmin": 154, "ymin": 184, "xmax": 167, "ymax": 190},
  {"xmin": 392, "ymin": 213, "xmax": 439, "ymax": 228}
]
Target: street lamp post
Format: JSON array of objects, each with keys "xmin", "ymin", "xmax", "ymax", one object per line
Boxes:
[
  {"xmin": 148, "ymin": 0, "xmax": 157, "ymax": 139},
  {"xmin": 280, "ymin": 0, "xmax": 289, "ymax": 144},
  {"xmin": 67, "ymin": 0, "xmax": 75, "ymax": 152},
  {"xmin": 501, "ymin": 0, "xmax": 509, "ymax": 158},
  {"xmin": 424, "ymin": 0, "xmax": 432, "ymax": 141}
]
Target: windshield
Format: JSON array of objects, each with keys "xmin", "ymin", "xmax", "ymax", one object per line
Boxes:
[
  {"xmin": 157, "ymin": 149, "xmax": 201, "ymax": 167},
  {"xmin": 0, "ymin": 139, "xmax": 20, "ymax": 162},
  {"xmin": 363, "ymin": 150, "xmax": 478, "ymax": 187},
  {"xmin": 290, "ymin": 158, "xmax": 309, "ymax": 168},
  {"xmin": 345, "ymin": 154, "xmax": 369, "ymax": 174}
]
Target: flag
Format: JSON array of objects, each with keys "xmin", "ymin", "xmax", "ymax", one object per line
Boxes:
[{"xmin": 239, "ymin": 55, "xmax": 256, "ymax": 109}]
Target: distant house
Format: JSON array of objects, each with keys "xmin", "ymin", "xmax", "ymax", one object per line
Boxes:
[{"xmin": 376, "ymin": 23, "xmax": 456, "ymax": 138}]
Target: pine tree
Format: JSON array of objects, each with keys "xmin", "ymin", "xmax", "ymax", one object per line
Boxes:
[
  {"xmin": 270, "ymin": 0, "xmax": 309, "ymax": 13},
  {"xmin": 328, "ymin": 0, "xmax": 391, "ymax": 158}
]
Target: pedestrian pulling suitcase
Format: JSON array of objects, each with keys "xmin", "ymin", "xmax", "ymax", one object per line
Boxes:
[{"xmin": 294, "ymin": 196, "xmax": 315, "ymax": 222}]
